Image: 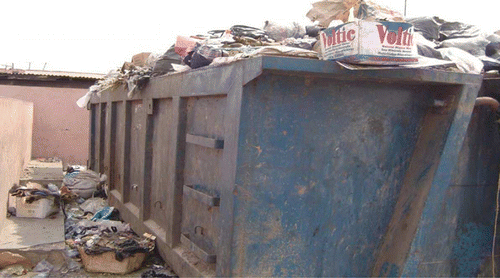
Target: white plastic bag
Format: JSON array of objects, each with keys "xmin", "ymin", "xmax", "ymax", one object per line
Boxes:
[
  {"xmin": 437, "ymin": 47, "xmax": 484, "ymax": 74},
  {"xmin": 80, "ymin": 198, "xmax": 108, "ymax": 214},
  {"xmin": 76, "ymin": 85, "xmax": 99, "ymax": 108}
]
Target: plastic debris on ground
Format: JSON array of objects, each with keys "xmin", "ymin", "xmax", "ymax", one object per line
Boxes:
[
  {"xmin": 141, "ymin": 265, "xmax": 178, "ymax": 278},
  {"xmin": 32, "ymin": 259, "xmax": 54, "ymax": 277},
  {"xmin": 77, "ymin": 231, "xmax": 156, "ymax": 274},
  {"xmin": 59, "ymin": 188, "xmax": 174, "ymax": 276}
]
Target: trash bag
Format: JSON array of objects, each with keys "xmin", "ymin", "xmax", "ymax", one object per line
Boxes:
[
  {"xmin": 407, "ymin": 17, "xmax": 441, "ymax": 42},
  {"xmin": 438, "ymin": 19, "xmax": 481, "ymax": 40},
  {"xmin": 281, "ymin": 37, "xmax": 318, "ymax": 50},
  {"xmin": 486, "ymin": 42, "xmax": 500, "ymax": 59},
  {"xmin": 80, "ymin": 198, "xmax": 108, "ymax": 214},
  {"xmin": 184, "ymin": 45, "xmax": 225, "ymax": 69},
  {"xmin": 414, "ymin": 33, "xmax": 442, "ymax": 59},
  {"xmin": 407, "ymin": 16, "xmax": 482, "ymax": 42},
  {"xmin": 126, "ymin": 72, "xmax": 150, "ymax": 99},
  {"xmin": 437, "ymin": 47, "xmax": 484, "ymax": 74},
  {"xmin": 438, "ymin": 36, "xmax": 490, "ymax": 57},
  {"xmin": 263, "ymin": 21, "xmax": 306, "ymax": 42},
  {"xmin": 63, "ymin": 168, "xmax": 107, "ymax": 199},
  {"xmin": 151, "ymin": 45, "xmax": 183, "ymax": 77},
  {"xmin": 76, "ymin": 85, "xmax": 99, "ymax": 108},
  {"xmin": 305, "ymin": 25, "xmax": 323, "ymax": 37},
  {"xmin": 487, "ymin": 34, "xmax": 500, "ymax": 43},
  {"xmin": 480, "ymin": 56, "xmax": 500, "ymax": 72},
  {"xmin": 418, "ymin": 45, "xmax": 443, "ymax": 59},
  {"xmin": 230, "ymin": 25, "xmax": 270, "ymax": 41}
]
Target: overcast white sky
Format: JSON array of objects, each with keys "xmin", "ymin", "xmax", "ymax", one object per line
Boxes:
[{"xmin": 1, "ymin": 0, "xmax": 498, "ymax": 74}]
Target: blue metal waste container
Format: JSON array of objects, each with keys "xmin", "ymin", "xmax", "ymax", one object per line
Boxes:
[
  {"xmin": 399, "ymin": 76, "xmax": 500, "ymax": 277},
  {"xmin": 88, "ymin": 56, "xmax": 483, "ymax": 277}
]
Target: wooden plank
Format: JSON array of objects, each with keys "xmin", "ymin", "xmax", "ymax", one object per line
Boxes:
[
  {"xmin": 183, "ymin": 185, "xmax": 220, "ymax": 207},
  {"xmin": 186, "ymin": 133, "xmax": 224, "ymax": 149}
]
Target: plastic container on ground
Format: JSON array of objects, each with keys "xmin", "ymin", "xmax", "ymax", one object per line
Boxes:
[
  {"xmin": 15, "ymin": 197, "xmax": 59, "ymax": 218},
  {"xmin": 88, "ymin": 56, "xmax": 483, "ymax": 277},
  {"xmin": 77, "ymin": 247, "xmax": 145, "ymax": 274}
]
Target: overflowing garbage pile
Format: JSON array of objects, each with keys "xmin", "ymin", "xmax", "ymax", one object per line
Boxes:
[
  {"xmin": 3, "ymin": 162, "xmax": 176, "ymax": 277},
  {"xmin": 63, "ymin": 199, "xmax": 156, "ymax": 275},
  {"xmin": 61, "ymin": 166, "xmax": 107, "ymax": 199},
  {"xmin": 408, "ymin": 16, "xmax": 500, "ymax": 74},
  {"xmin": 76, "ymin": 0, "xmax": 500, "ymax": 107},
  {"xmin": 59, "ymin": 168, "xmax": 177, "ymax": 276}
]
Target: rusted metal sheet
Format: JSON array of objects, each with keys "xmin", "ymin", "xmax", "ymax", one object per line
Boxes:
[
  {"xmin": 88, "ymin": 56, "xmax": 483, "ymax": 277},
  {"xmin": 398, "ymin": 77, "xmax": 500, "ymax": 277}
]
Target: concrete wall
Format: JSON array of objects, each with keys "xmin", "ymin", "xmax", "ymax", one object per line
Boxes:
[
  {"xmin": 0, "ymin": 97, "xmax": 33, "ymax": 223},
  {"xmin": 0, "ymin": 85, "xmax": 89, "ymax": 166}
]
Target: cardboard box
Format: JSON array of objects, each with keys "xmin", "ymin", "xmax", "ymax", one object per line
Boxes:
[
  {"xmin": 78, "ymin": 247, "xmax": 146, "ymax": 274},
  {"xmin": 319, "ymin": 20, "xmax": 418, "ymax": 65},
  {"xmin": 15, "ymin": 197, "xmax": 59, "ymax": 218}
]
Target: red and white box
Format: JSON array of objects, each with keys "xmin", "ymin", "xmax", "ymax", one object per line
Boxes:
[{"xmin": 319, "ymin": 20, "xmax": 418, "ymax": 65}]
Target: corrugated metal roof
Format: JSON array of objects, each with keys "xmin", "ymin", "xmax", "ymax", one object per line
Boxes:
[{"xmin": 0, "ymin": 69, "xmax": 105, "ymax": 80}]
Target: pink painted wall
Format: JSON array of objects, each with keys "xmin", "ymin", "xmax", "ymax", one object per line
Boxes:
[
  {"xmin": 0, "ymin": 85, "xmax": 89, "ymax": 166},
  {"xmin": 0, "ymin": 97, "xmax": 33, "ymax": 222}
]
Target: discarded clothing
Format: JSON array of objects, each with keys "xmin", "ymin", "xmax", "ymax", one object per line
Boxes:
[
  {"xmin": 437, "ymin": 47, "xmax": 484, "ymax": 74},
  {"xmin": 66, "ymin": 218, "xmax": 131, "ymax": 240},
  {"xmin": 79, "ymin": 232, "xmax": 156, "ymax": 262},
  {"xmin": 126, "ymin": 69, "xmax": 151, "ymax": 98},
  {"xmin": 480, "ymin": 56, "xmax": 500, "ymax": 72}
]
